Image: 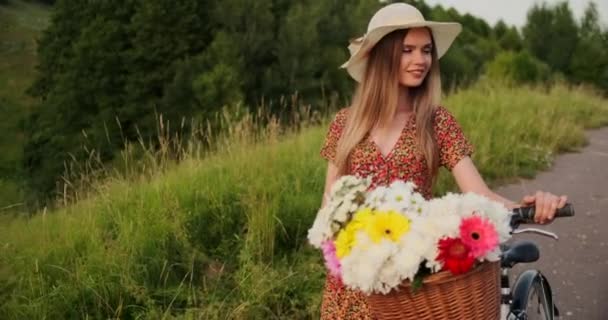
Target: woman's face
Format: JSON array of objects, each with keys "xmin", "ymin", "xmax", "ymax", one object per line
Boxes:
[{"xmin": 399, "ymin": 27, "xmax": 433, "ymax": 87}]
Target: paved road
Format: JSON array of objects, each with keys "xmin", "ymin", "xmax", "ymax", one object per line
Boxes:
[{"xmin": 495, "ymin": 127, "xmax": 608, "ymax": 320}]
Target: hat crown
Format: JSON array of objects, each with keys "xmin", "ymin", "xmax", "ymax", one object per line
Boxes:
[
  {"xmin": 343, "ymin": 3, "xmax": 461, "ymax": 82},
  {"xmin": 367, "ymin": 3, "xmax": 425, "ymax": 32}
]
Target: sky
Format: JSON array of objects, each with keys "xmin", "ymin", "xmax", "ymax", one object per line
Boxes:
[{"xmin": 422, "ymin": 0, "xmax": 608, "ymax": 29}]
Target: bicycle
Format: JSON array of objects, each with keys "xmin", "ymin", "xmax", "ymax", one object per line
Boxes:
[{"xmin": 500, "ymin": 204, "xmax": 575, "ymax": 320}]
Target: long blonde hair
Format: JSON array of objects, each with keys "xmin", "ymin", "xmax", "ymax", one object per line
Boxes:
[{"xmin": 336, "ymin": 28, "xmax": 442, "ymax": 178}]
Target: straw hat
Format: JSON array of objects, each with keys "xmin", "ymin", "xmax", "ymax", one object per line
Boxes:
[{"xmin": 341, "ymin": 3, "xmax": 462, "ymax": 82}]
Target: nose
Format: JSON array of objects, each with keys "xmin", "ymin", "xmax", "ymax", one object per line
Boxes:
[{"xmin": 412, "ymin": 50, "xmax": 427, "ymax": 65}]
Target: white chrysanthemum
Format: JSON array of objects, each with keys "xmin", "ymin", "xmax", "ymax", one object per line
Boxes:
[
  {"xmin": 393, "ymin": 248, "xmax": 424, "ymax": 283},
  {"xmin": 421, "ymin": 197, "xmax": 461, "ymax": 239},
  {"xmin": 483, "ymin": 247, "xmax": 502, "ymax": 262},
  {"xmin": 382, "ymin": 189, "xmax": 412, "ymax": 211},
  {"xmin": 308, "ymin": 176, "xmax": 370, "ymax": 248},
  {"xmin": 333, "ymin": 201, "xmax": 351, "ymax": 223},
  {"xmin": 329, "ymin": 175, "xmax": 370, "ymax": 200},
  {"xmin": 395, "ymin": 230, "xmax": 430, "ymax": 280},
  {"xmin": 414, "ymin": 213, "xmax": 459, "ymax": 269},
  {"xmin": 408, "ymin": 192, "xmax": 426, "ymax": 216},
  {"xmin": 375, "ymin": 255, "xmax": 403, "ymax": 294},
  {"xmin": 431, "ymin": 192, "xmax": 464, "ymax": 216},
  {"xmin": 307, "ymin": 204, "xmax": 335, "ymax": 248},
  {"xmin": 375, "ymin": 181, "xmax": 423, "ymax": 213},
  {"xmin": 308, "ymin": 175, "xmax": 373, "ymax": 247},
  {"xmin": 405, "ymin": 223, "xmax": 437, "ymax": 253},
  {"xmin": 389, "ymin": 180, "xmax": 416, "ymax": 192},
  {"xmin": 364, "ymin": 186, "xmax": 389, "ymax": 209},
  {"xmin": 373, "ymin": 239, "xmax": 420, "ymax": 294},
  {"xmin": 340, "ymin": 233, "xmax": 397, "ymax": 294},
  {"xmin": 329, "ymin": 178, "xmax": 346, "ymax": 195}
]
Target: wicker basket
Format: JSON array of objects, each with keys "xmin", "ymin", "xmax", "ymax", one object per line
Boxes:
[{"xmin": 366, "ymin": 261, "xmax": 500, "ymax": 320}]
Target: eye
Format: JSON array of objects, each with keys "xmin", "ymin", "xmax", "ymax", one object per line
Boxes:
[
  {"xmin": 423, "ymin": 47, "xmax": 433, "ymax": 54},
  {"xmin": 402, "ymin": 48, "xmax": 412, "ymax": 53}
]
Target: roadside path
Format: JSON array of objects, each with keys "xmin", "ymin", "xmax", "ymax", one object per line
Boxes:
[{"xmin": 495, "ymin": 127, "xmax": 608, "ymax": 320}]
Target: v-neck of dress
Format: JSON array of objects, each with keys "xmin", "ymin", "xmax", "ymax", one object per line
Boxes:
[{"xmin": 367, "ymin": 115, "xmax": 415, "ymax": 161}]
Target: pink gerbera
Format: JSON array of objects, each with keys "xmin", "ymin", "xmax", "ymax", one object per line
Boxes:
[
  {"xmin": 459, "ymin": 216, "xmax": 499, "ymax": 258},
  {"xmin": 321, "ymin": 240, "xmax": 342, "ymax": 279}
]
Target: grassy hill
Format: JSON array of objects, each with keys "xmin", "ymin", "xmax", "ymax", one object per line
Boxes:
[
  {"xmin": 0, "ymin": 81, "xmax": 607, "ymax": 319},
  {"xmin": 1, "ymin": 3, "xmax": 607, "ymax": 317},
  {"xmin": 0, "ymin": 0, "xmax": 50, "ymax": 210}
]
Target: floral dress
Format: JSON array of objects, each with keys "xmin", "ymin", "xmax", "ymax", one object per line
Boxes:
[{"xmin": 318, "ymin": 106, "xmax": 473, "ymax": 319}]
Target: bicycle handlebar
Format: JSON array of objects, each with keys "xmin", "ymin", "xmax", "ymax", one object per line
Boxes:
[{"xmin": 510, "ymin": 203, "xmax": 575, "ymax": 228}]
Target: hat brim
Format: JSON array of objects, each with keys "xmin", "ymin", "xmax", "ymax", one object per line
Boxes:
[{"xmin": 341, "ymin": 22, "xmax": 462, "ymax": 82}]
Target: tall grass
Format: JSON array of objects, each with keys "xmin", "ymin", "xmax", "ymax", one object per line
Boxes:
[
  {"xmin": 434, "ymin": 80, "xmax": 608, "ymax": 193},
  {"xmin": 0, "ymin": 81, "xmax": 607, "ymax": 319}
]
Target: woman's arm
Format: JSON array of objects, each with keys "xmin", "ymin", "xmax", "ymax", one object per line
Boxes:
[
  {"xmin": 321, "ymin": 162, "xmax": 340, "ymax": 208},
  {"xmin": 451, "ymin": 157, "xmax": 567, "ymax": 224}
]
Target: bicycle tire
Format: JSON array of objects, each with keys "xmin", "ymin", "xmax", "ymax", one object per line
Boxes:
[
  {"xmin": 510, "ymin": 270, "xmax": 555, "ymax": 320},
  {"xmin": 524, "ymin": 280, "xmax": 551, "ymax": 320}
]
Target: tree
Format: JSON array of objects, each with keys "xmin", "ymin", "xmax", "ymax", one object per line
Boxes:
[
  {"xmin": 494, "ymin": 20, "xmax": 508, "ymax": 39},
  {"xmin": 494, "ymin": 21, "xmax": 523, "ymax": 52},
  {"xmin": 569, "ymin": 1, "xmax": 608, "ymax": 91},
  {"xmin": 523, "ymin": 2, "xmax": 578, "ymax": 74},
  {"xmin": 26, "ymin": 0, "xmax": 360, "ymax": 200},
  {"xmin": 163, "ymin": 31, "xmax": 245, "ymax": 125},
  {"xmin": 24, "ymin": 0, "xmax": 213, "ymax": 200},
  {"xmin": 25, "ymin": 0, "xmax": 135, "ymax": 200},
  {"xmin": 124, "ymin": 0, "xmax": 211, "ymax": 138},
  {"xmin": 429, "ymin": 3, "xmax": 498, "ymax": 88}
]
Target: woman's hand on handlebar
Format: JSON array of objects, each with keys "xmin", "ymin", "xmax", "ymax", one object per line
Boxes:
[{"xmin": 520, "ymin": 191, "xmax": 568, "ymax": 224}]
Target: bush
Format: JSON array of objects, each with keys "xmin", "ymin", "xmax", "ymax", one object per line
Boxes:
[{"xmin": 484, "ymin": 51, "xmax": 551, "ymax": 84}]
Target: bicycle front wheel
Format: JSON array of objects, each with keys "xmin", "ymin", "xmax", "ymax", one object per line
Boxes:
[
  {"xmin": 511, "ymin": 270, "xmax": 555, "ymax": 320},
  {"xmin": 524, "ymin": 280, "xmax": 552, "ymax": 320}
]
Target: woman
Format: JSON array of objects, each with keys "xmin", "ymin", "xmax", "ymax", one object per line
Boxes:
[{"xmin": 318, "ymin": 3, "xmax": 567, "ymax": 319}]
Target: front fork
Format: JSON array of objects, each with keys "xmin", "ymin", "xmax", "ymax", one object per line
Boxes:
[{"xmin": 500, "ymin": 268, "xmax": 513, "ymax": 320}]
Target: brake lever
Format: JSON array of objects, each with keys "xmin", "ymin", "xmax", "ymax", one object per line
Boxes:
[{"xmin": 512, "ymin": 228, "xmax": 559, "ymax": 240}]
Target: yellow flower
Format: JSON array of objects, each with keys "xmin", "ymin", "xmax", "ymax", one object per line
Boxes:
[
  {"xmin": 335, "ymin": 222, "xmax": 358, "ymax": 258},
  {"xmin": 334, "ymin": 208, "xmax": 376, "ymax": 258},
  {"xmin": 334, "ymin": 208, "xmax": 410, "ymax": 257},
  {"xmin": 351, "ymin": 207, "xmax": 373, "ymax": 226},
  {"xmin": 364, "ymin": 210, "xmax": 410, "ymax": 243}
]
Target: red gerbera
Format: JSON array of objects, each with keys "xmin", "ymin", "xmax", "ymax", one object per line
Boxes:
[{"xmin": 436, "ymin": 237, "xmax": 475, "ymax": 275}]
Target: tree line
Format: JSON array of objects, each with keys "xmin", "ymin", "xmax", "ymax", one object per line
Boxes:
[
  {"xmin": 21, "ymin": 0, "xmax": 608, "ymax": 206},
  {"xmin": 0, "ymin": 0, "xmax": 55, "ymax": 5}
]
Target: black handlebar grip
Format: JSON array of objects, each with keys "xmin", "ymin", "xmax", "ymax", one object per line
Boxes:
[
  {"xmin": 554, "ymin": 203, "xmax": 575, "ymax": 218},
  {"xmin": 512, "ymin": 203, "xmax": 575, "ymax": 223}
]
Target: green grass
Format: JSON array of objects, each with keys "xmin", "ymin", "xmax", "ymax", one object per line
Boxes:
[
  {"xmin": 434, "ymin": 80, "xmax": 608, "ymax": 193},
  {"xmin": 0, "ymin": 81, "xmax": 607, "ymax": 319},
  {"xmin": 0, "ymin": 0, "xmax": 50, "ymax": 209}
]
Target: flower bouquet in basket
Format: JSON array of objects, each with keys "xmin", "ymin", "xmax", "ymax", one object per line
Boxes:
[{"xmin": 308, "ymin": 175, "xmax": 512, "ymax": 319}]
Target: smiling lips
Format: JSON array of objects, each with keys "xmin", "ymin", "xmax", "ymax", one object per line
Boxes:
[{"xmin": 407, "ymin": 69, "xmax": 426, "ymax": 77}]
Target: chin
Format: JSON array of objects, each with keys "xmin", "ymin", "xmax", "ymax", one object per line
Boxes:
[{"xmin": 400, "ymin": 80, "xmax": 424, "ymax": 88}]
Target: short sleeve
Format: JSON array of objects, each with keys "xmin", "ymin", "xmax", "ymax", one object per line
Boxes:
[
  {"xmin": 434, "ymin": 106, "xmax": 474, "ymax": 170},
  {"xmin": 320, "ymin": 108, "xmax": 349, "ymax": 163}
]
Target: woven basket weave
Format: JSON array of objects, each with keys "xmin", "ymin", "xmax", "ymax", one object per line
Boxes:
[{"xmin": 366, "ymin": 261, "xmax": 500, "ymax": 320}]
